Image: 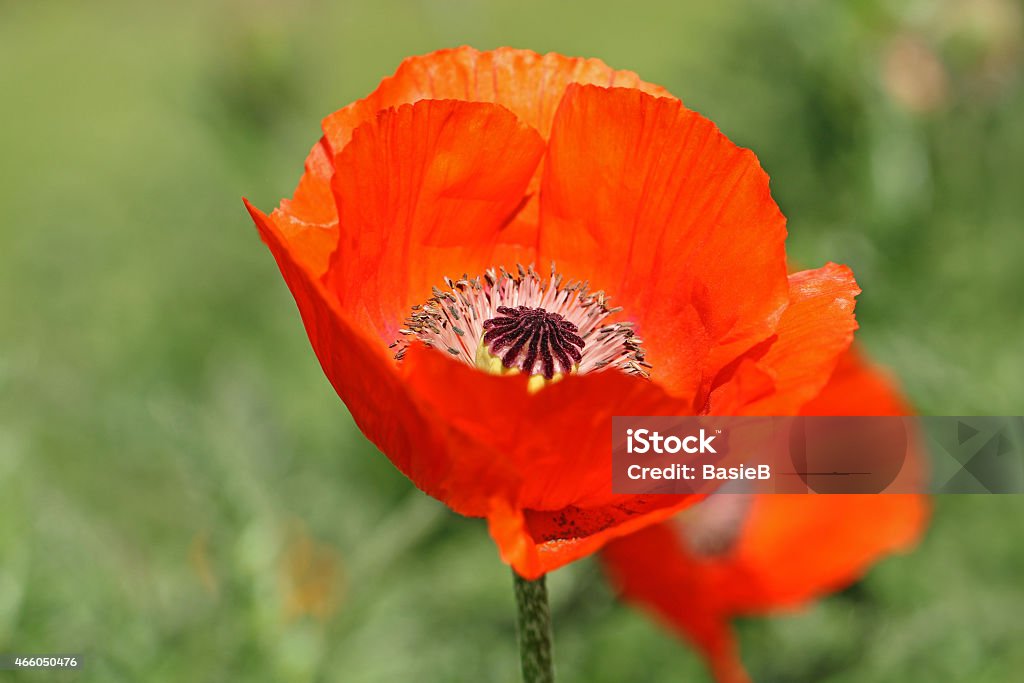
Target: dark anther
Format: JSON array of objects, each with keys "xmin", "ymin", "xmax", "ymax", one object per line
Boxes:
[{"xmin": 482, "ymin": 306, "xmax": 585, "ymax": 379}]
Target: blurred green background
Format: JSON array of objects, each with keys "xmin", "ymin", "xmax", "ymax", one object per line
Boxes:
[{"xmin": 2, "ymin": 0, "xmax": 1023, "ymax": 681}]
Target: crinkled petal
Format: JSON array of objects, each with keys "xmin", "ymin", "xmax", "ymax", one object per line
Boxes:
[
  {"xmin": 308, "ymin": 47, "xmax": 674, "ymax": 246},
  {"xmin": 539, "ymin": 85, "xmax": 789, "ymax": 402},
  {"xmin": 710, "ymin": 263, "xmax": 860, "ymax": 414},
  {"xmin": 322, "ymin": 46, "xmax": 672, "ymax": 153}
]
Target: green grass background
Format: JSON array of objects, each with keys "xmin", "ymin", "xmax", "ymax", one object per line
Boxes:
[{"xmin": 2, "ymin": 0, "xmax": 1023, "ymax": 680}]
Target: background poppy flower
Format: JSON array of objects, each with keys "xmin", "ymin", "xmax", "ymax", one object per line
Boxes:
[
  {"xmin": 245, "ymin": 47, "xmax": 862, "ymax": 579},
  {"xmin": 600, "ymin": 349, "xmax": 929, "ymax": 683}
]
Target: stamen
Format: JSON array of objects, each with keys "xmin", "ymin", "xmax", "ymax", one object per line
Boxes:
[{"xmin": 392, "ymin": 263, "xmax": 649, "ymax": 380}]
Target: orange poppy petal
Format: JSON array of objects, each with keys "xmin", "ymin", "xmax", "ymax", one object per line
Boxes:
[
  {"xmin": 321, "ymin": 47, "xmax": 671, "ymax": 154},
  {"xmin": 711, "ymin": 263, "xmax": 860, "ymax": 415},
  {"xmin": 244, "ymin": 202, "xmax": 460, "ymax": 490},
  {"xmin": 539, "ymin": 85, "xmax": 789, "ymax": 402},
  {"xmin": 727, "ymin": 495, "xmax": 927, "ymax": 609},
  {"xmin": 801, "ymin": 347, "xmax": 910, "ymax": 415},
  {"xmin": 396, "ymin": 342, "xmax": 701, "ymax": 576},
  {"xmin": 399, "ymin": 343, "xmax": 692, "ymax": 510},
  {"xmin": 489, "ymin": 495, "xmax": 698, "ymax": 580},
  {"xmin": 318, "ymin": 47, "xmax": 673, "ymax": 245},
  {"xmin": 601, "ymin": 351, "xmax": 928, "ymax": 683},
  {"xmin": 322, "ymin": 99, "xmax": 546, "ymax": 341}
]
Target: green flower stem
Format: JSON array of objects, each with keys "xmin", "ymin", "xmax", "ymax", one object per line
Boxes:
[{"xmin": 512, "ymin": 571, "xmax": 555, "ymax": 683}]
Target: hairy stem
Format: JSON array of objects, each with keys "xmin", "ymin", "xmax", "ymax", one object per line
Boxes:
[{"xmin": 512, "ymin": 571, "xmax": 555, "ymax": 683}]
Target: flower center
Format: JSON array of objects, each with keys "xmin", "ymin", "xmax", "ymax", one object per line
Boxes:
[
  {"xmin": 673, "ymin": 493, "xmax": 753, "ymax": 557},
  {"xmin": 481, "ymin": 306, "xmax": 584, "ymax": 379},
  {"xmin": 392, "ymin": 263, "xmax": 649, "ymax": 382}
]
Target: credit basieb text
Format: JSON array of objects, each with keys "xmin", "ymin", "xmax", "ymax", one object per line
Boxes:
[{"xmin": 624, "ymin": 428, "xmax": 772, "ymax": 481}]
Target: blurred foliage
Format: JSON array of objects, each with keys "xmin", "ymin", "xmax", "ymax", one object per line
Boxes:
[{"xmin": 1, "ymin": 0, "xmax": 1023, "ymax": 681}]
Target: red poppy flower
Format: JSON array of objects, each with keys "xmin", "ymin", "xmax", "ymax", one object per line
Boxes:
[
  {"xmin": 600, "ymin": 349, "xmax": 929, "ymax": 683},
  {"xmin": 244, "ymin": 47, "xmax": 862, "ymax": 579}
]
